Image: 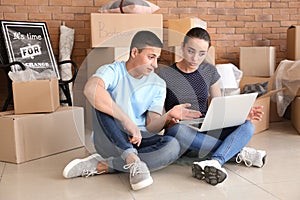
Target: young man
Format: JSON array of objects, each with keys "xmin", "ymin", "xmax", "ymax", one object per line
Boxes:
[{"xmin": 62, "ymin": 30, "xmax": 200, "ymax": 190}]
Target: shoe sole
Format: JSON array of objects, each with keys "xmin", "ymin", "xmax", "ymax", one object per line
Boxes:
[
  {"xmin": 192, "ymin": 163, "xmax": 227, "ymax": 186},
  {"xmin": 131, "ymin": 176, "xmax": 153, "ymax": 191},
  {"xmin": 262, "ymin": 155, "xmax": 266, "ymax": 167},
  {"xmin": 254, "ymin": 154, "xmax": 267, "ymax": 168},
  {"xmin": 192, "ymin": 164, "xmax": 205, "ymax": 180},
  {"xmin": 63, "ymin": 154, "xmax": 100, "ymax": 178}
]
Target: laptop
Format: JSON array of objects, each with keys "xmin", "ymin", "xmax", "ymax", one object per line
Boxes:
[{"xmin": 179, "ymin": 93, "xmax": 258, "ymax": 132}]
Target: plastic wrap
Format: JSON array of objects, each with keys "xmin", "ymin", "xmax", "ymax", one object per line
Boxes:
[
  {"xmin": 216, "ymin": 63, "xmax": 243, "ymax": 88},
  {"xmin": 8, "ymin": 67, "xmax": 56, "ymax": 82},
  {"xmin": 59, "ymin": 24, "xmax": 75, "ymax": 104},
  {"xmin": 272, "ymin": 60, "xmax": 300, "ymax": 116}
]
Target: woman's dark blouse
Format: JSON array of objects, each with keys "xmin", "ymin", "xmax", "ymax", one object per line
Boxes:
[{"xmin": 158, "ymin": 62, "xmax": 220, "ymax": 114}]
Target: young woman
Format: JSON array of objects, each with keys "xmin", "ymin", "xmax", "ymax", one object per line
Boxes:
[{"xmin": 159, "ymin": 27, "xmax": 266, "ymax": 186}]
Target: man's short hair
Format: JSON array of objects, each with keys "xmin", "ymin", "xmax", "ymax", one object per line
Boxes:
[{"xmin": 130, "ymin": 31, "xmax": 163, "ymax": 51}]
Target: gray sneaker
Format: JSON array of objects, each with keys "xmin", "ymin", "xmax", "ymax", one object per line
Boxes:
[
  {"xmin": 63, "ymin": 154, "xmax": 105, "ymax": 178},
  {"xmin": 123, "ymin": 161, "xmax": 153, "ymax": 190},
  {"xmin": 236, "ymin": 147, "xmax": 267, "ymax": 168}
]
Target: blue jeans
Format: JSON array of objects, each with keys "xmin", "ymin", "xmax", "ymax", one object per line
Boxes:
[
  {"xmin": 92, "ymin": 109, "xmax": 180, "ymax": 172},
  {"xmin": 165, "ymin": 120, "xmax": 254, "ymax": 165}
]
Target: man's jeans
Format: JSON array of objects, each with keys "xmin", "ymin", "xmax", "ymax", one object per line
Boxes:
[
  {"xmin": 92, "ymin": 109, "xmax": 180, "ymax": 172},
  {"xmin": 165, "ymin": 120, "xmax": 254, "ymax": 165}
]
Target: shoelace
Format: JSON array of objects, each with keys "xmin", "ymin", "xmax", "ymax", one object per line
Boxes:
[
  {"xmin": 123, "ymin": 162, "xmax": 141, "ymax": 177},
  {"xmin": 236, "ymin": 151, "xmax": 253, "ymax": 167},
  {"xmin": 81, "ymin": 169, "xmax": 105, "ymax": 178}
]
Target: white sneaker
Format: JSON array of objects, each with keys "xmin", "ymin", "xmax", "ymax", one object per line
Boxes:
[
  {"xmin": 192, "ymin": 160, "xmax": 228, "ymax": 186},
  {"xmin": 63, "ymin": 154, "xmax": 105, "ymax": 178},
  {"xmin": 123, "ymin": 161, "xmax": 153, "ymax": 191},
  {"xmin": 236, "ymin": 147, "xmax": 267, "ymax": 168}
]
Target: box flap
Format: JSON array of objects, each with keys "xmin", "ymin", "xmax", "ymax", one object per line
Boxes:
[{"xmin": 257, "ymin": 88, "xmax": 286, "ymax": 99}]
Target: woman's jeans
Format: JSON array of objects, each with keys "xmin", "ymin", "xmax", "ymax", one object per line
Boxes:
[
  {"xmin": 92, "ymin": 109, "xmax": 180, "ymax": 172},
  {"xmin": 165, "ymin": 120, "xmax": 254, "ymax": 165}
]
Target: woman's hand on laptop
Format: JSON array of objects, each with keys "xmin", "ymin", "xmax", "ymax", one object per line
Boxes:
[{"xmin": 247, "ymin": 105, "xmax": 264, "ymax": 121}]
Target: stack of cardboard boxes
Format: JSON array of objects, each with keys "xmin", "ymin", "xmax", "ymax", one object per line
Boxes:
[
  {"xmin": 0, "ymin": 78, "xmax": 85, "ymax": 164},
  {"xmin": 239, "ymin": 46, "xmax": 278, "ymax": 134},
  {"xmin": 287, "ymin": 25, "xmax": 300, "ymax": 134}
]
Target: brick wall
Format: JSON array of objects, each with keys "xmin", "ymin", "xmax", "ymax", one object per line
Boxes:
[
  {"xmin": 0, "ymin": 0, "xmax": 299, "ymax": 107},
  {"xmin": 0, "ymin": 0, "xmax": 298, "ymax": 67},
  {"xmin": 159, "ymin": 0, "xmax": 300, "ymax": 67}
]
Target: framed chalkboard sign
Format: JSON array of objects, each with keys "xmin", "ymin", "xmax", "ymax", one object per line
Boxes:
[{"xmin": 0, "ymin": 21, "xmax": 60, "ymax": 79}]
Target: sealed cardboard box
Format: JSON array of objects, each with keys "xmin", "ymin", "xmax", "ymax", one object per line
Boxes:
[
  {"xmin": 287, "ymin": 25, "xmax": 300, "ymax": 60},
  {"xmin": 291, "ymin": 97, "xmax": 300, "ymax": 134},
  {"xmin": 240, "ymin": 47, "xmax": 276, "ymax": 77},
  {"xmin": 240, "ymin": 76, "xmax": 278, "ymax": 134},
  {"xmin": 0, "ymin": 106, "xmax": 85, "ymax": 164},
  {"xmin": 12, "ymin": 78, "xmax": 59, "ymax": 114},
  {"xmin": 86, "ymin": 47, "xmax": 129, "ymax": 78},
  {"xmin": 168, "ymin": 17, "xmax": 207, "ymax": 46},
  {"xmin": 91, "ymin": 13, "xmax": 163, "ymax": 47}
]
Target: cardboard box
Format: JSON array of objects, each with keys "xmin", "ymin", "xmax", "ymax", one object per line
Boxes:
[
  {"xmin": 91, "ymin": 13, "xmax": 163, "ymax": 47},
  {"xmin": 12, "ymin": 78, "xmax": 60, "ymax": 114},
  {"xmin": 240, "ymin": 76, "xmax": 278, "ymax": 134},
  {"xmin": 240, "ymin": 47, "xmax": 276, "ymax": 77},
  {"xmin": 0, "ymin": 106, "xmax": 85, "ymax": 163},
  {"xmin": 287, "ymin": 25, "xmax": 300, "ymax": 60},
  {"xmin": 168, "ymin": 17, "xmax": 207, "ymax": 46},
  {"xmin": 252, "ymin": 96, "xmax": 270, "ymax": 134},
  {"xmin": 269, "ymin": 101, "xmax": 283, "ymax": 122},
  {"xmin": 86, "ymin": 47, "xmax": 129, "ymax": 77},
  {"xmin": 291, "ymin": 97, "xmax": 300, "ymax": 134}
]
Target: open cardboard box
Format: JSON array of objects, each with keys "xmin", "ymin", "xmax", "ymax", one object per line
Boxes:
[
  {"xmin": 12, "ymin": 78, "xmax": 60, "ymax": 114},
  {"xmin": 240, "ymin": 76, "xmax": 284, "ymax": 134}
]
